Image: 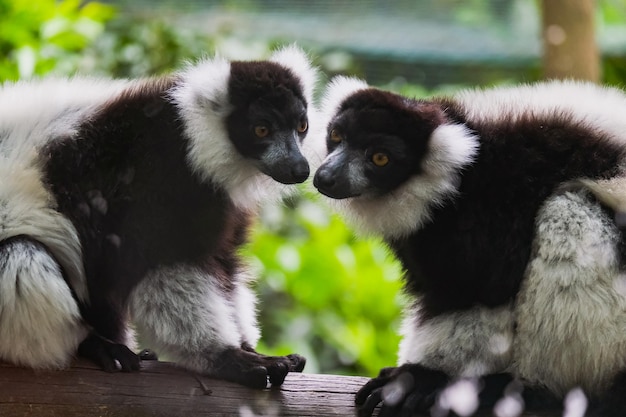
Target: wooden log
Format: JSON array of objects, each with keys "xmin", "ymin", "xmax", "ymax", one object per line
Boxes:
[{"xmin": 0, "ymin": 360, "xmax": 558, "ymax": 416}]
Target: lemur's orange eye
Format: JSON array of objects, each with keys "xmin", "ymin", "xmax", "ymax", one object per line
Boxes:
[
  {"xmin": 254, "ymin": 126, "xmax": 269, "ymax": 138},
  {"xmin": 372, "ymin": 153, "xmax": 389, "ymax": 167},
  {"xmin": 330, "ymin": 129, "xmax": 342, "ymax": 143},
  {"xmin": 297, "ymin": 120, "xmax": 308, "ymax": 133}
]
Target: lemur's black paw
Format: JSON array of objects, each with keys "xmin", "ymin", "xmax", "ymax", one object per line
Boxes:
[
  {"xmin": 242, "ymin": 365, "xmax": 273, "ymax": 389},
  {"xmin": 213, "ymin": 347, "xmax": 307, "ymax": 389},
  {"xmin": 356, "ymin": 364, "xmax": 449, "ymax": 417},
  {"xmin": 286, "ymin": 353, "xmax": 306, "ymax": 372},
  {"xmin": 240, "ymin": 344, "xmax": 305, "ymax": 377},
  {"xmin": 266, "ymin": 358, "xmax": 290, "ymax": 386},
  {"xmin": 78, "ymin": 333, "xmax": 140, "ymax": 372},
  {"xmin": 261, "ymin": 352, "xmax": 307, "ymax": 385}
]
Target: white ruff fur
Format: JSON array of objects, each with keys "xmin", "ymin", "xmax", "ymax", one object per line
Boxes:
[
  {"xmin": 129, "ymin": 265, "xmax": 259, "ymax": 372},
  {"xmin": 0, "ymin": 78, "xmax": 130, "ymax": 301},
  {"xmin": 513, "ymin": 191, "xmax": 626, "ymax": 396},
  {"xmin": 0, "ymin": 238, "xmax": 88, "ymax": 368},
  {"xmin": 399, "ymin": 304, "xmax": 514, "ymax": 378},
  {"xmin": 170, "ymin": 46, "xmax": 318, "ymax": 211}
]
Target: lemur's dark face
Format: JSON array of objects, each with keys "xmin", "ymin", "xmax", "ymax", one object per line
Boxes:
[
  {"xmin": 314, "ymin": 88, "xmax": 441, "ymax": 199},
  {"xmin": 226, "ymin": 61, "xmax": 310, "ymax": 184}
]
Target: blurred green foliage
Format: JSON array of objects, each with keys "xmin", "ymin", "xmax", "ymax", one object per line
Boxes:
[
  {"xmin": 600, "ymin": 0, "xmax": 626, "ymax": 86},
  {"xmin": 77, "ymin": 16, "xmax": 215, "ymax": 78},
  {"xmin": 247, "ymin": 191, "xmax": 404, "ymax": 375},
  {"xmin": 600, "ymin": 0, "xmax": 626, "ymax": 24},
  {"xmin": 0, "ymin": 0, "xmax": 114, "ymax": 80},
  {"xmin": 2, "ymin": 0, "xmax": 626, "ymax": 378}
]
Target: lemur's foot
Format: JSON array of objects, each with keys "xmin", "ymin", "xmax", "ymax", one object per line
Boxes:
[
  {"xmin": 78, "ymin": 332, "xmax": 140, "ymax": 372},
  {"xmin": 213, "ymin": 347, "xmax": 306, "ymax": 388},
  {"xmin": 356, "ymin": 364, "xmax": 449, "ymax": 417}
]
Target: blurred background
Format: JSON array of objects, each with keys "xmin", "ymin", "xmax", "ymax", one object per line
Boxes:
[{"xmin": 2, "ymin": 0, "xmax": 625, "ymax": 378}]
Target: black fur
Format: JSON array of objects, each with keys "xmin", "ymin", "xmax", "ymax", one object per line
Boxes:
[
  {"xmin": 229, "ymin": 60, "xmax": 307, "ymax": 109},
  {"xmin": 588, "ymin": 371, "xmax": 626, "ymax": 417}
]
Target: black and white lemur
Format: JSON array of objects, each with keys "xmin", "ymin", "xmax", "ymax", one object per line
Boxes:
[
  {"xmin": 0, "ymin": 45, "xmax": 317, "ymax": 389},
  {"xmin": 312, "ymin": 76, "xmax": 626, "ymax": 416}
]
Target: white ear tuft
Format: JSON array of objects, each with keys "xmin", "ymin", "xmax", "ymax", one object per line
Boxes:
[
  {"xmin": 270, "ymin": 44, "xmax": 318, "ymax": 104},
  {"xmin": 303, "ymin": 76, "xmax": 369, "ymax": 169},
  {"xmin": 301, "ymin": 76, "xmax": 370, "ymax": 173},
  {"xmin": 170, "ymin": 55, "xmax": 232, "ymax": 118},
  {"xmin": 424, "ymin": 123, "xmax": 480, "ymax": 178},
  {"xmin": 320, "ymin": 76, "xmax": 369, "ymax": 125}
]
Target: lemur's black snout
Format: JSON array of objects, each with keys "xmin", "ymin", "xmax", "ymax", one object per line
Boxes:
[
  {"xmin": 290, "ymin": 158, "xmax": 310, "ymax": 184},
  {"xmin": 313, "ymin": 167, "xmax": 335, "ymax": 190}
]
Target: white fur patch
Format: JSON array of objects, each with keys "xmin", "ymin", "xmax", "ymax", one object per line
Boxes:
[
  {"xmin": 513, "ymin": 191, "xmax": 626, "ymax": 397},
  {"xmin": 300, "ymin": 105, "xmax": 327, "ymax": 170},
  {"xmin": 232, "ymin": 269, "xmax": 261, "ymax": 347},
  {"xmin": 169, "ymin": 49, "xmax": 317, "ymax": 211},
  {"xmin": 398, "ymin": 303, "xmax": 514, "ymax": 378},
  {"xmin": 454, "ymin": 80, "xmax": 626, "ymax": 146},
  {"xmin": 0, "ymin": 238, "xmax": 88, "ymax": 368},
  {"xmin": 129, "ymin": 264, "xmax": 260, "ymax": 372},
  {"xmin": 318, "ymin": 76, "xmax": 368, "ymax": 134},
  {"xmin": 325, "ymin": 123, "xmax": 479, "ymax": 239}
]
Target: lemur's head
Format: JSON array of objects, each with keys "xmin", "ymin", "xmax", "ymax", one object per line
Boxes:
[
  {"xmin": 312, "ymin": 77, "xmax": 479, "ymax": 238},
  {"xmin": 170, "ymin": 45, "xmax": 318, "ymax": 206},
  {"xmin": 224, "ymin": 56, "xmax": 311, "ymax": 184},
  {"xmin": 314, "ymin": 79, "xmax": 447, "ymax": 199}
]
